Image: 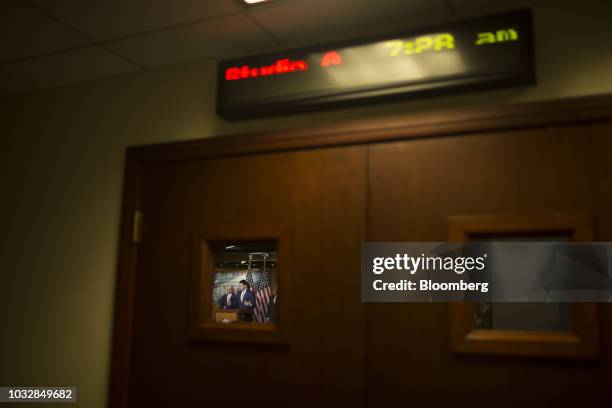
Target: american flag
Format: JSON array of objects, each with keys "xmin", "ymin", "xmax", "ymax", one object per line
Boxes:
[
  {"xmin": 254, "ymin": 264, "xmax": 271, "ymax": 323},
  {"xmin": 245, "ymin": 268, "xmax": 255, "ymax": 290}
]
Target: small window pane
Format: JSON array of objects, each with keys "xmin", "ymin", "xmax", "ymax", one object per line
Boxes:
[
  {"xmin": 475, "ymin": 302, "xmax": 573, "ymax": 332},
  {"xmin": 210, "ymin": 241, "xmax": 278, "ymax": 324},
  {"xmin": 470, "ymin": 232, "xmax": 573, "ymax": 333}
]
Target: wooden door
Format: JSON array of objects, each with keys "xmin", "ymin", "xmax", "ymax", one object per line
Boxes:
[
  {"xmin": 112, "ymin": 96, "xmax": 612, "ymax": 408},
  {"xmin": 366, "ymin": 123, "xmax": 612, "ymax": 406},
  {"xmin": 126, "ymin": 146, "xmax": 367, "ymax": 407}
]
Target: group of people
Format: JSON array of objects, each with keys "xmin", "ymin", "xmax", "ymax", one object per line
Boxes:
[{"xmin": 218, "ymin": 280, "xmax": 277, "ymax": 322}]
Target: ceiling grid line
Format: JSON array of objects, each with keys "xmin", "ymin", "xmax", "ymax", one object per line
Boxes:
[
  {"xmin": 0, "ymin": 0, "xmax": 467, "ymax": 95},
  {"xmin": 1, "ymin": 43, "xmax": 94, "ymax": 66},
  {"xmin": 10, "ymin": 1, "xmax": 253, "ymax": 69},
  {"xmin": 98, "ymin": 11, "xmax": 246, "ymax": 45},
  {"xmin": 97, "ymin": 44, "xmax": 147, "ymax": 71},
  {"xmin": 19, "ymin": 0, "xmax": 144, "ymax": 70},
  {"xmin": 244, "ymin": 12, "xmax": 285, "ymax": 48}
]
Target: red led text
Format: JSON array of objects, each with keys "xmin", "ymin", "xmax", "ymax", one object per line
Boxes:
[{"xmin": 225, "ymin": 58, "xmax": 309, "ymax": 81}]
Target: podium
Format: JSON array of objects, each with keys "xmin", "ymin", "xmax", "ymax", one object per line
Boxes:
[{"xmin": 215, "ymin": 309, "xmax": 251, "ymax": 324}]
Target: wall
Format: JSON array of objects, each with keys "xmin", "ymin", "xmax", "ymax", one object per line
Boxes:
[{"xmin": 1, "ymin": 0, "xmax": 612, "ymax": 406}]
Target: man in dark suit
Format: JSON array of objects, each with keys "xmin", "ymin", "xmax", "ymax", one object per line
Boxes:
[
  {"xmin": 218, "ymin": 286, "xmax": 239, "ymax": 310},
  {"xmin": 237, "ymin": 280, "xmax": 256, "ymax": 322},
  {"xmin": 266, "ymin": 293, "xmax": 277, "ymax": 322}
]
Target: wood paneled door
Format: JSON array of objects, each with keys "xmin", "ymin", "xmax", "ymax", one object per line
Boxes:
[
  {"xmin": 116, "ymin": 147, "xmax": 367, "ymax": 408},
  {"xmin": 110, "ymin": 94, "xmax": 612, "ymax": 407},
  {"xmin": 367, "ymin": 124, "xmax": 612, "ymax": 406}
]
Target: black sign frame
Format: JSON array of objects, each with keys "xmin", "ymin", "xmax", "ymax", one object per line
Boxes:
[{"xmin": 217, "ymin": 10, "xmax": 535, "ymax": 121}]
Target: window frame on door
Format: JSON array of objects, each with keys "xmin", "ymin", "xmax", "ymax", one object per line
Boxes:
[
  {"xmin": 448, "ymin": 212, "xmax": 600, "ymax": 359},
  {"xmin": 189, "ymin": 223, "xmax": 293, "ymax": 344}
]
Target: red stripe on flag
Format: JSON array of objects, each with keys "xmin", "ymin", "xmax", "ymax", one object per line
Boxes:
[{"xmin": 255, "ymin": 287, "xmax": 271, "ymax": 322}]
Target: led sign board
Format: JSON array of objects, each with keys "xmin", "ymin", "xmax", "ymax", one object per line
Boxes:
[{"xmin": 217, "ymin": 10, "xmax": 535, "ymax": 120}]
